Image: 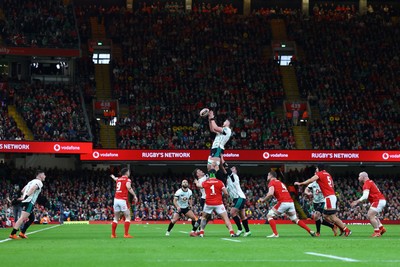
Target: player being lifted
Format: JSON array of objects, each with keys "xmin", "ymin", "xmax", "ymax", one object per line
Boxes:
[
  {"xmin": 166, "ymin": 180, "xmax": 201, "ymax": 237},
  {"xmin": 207, "ymin": 110, "xmax": 233, "ymax": 172}
]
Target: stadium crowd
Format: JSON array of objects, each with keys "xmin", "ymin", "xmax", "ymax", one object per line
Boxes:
[
  {"xmin": 104, "ymin": 4, "xmax": 292, "ymax": 150},
  {"xmin": 0, "ymin": 1, "xmax": 399, "ymax": 228},
  {"xmin": 0, "ymin": 164, "xmax": 399, "ymax": 227},
  {"xmin": 0, "ymin": 110, "xmax": 24, "ymax": 141},
  {"xmin": 0, "ymin": 2, "xmax": 398, "ymax": 150},
  {"xmin": 0, "ymin": 0, "xmax": 79, "ymax": 48},
  {"xmin": 288, "ymin": 8, "xmax": 400, "ymax": 150},
  {"xmin": 68, "ymin": 2, "xmax": 399, "ymax": 151},
  {"xmin": 8, "ymin": 81, "xmax": 91, "ymax": 141}
]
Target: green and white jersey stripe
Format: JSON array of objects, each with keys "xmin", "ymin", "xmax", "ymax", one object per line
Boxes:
[
  {"xmin": 174, "ymin": 188, "xmax": 192, "ymax": 209},
  {"xmin": 226, "ymin": 173, "xmax": 246, "ymax": 200},
  {"xmin": 211, "ymin": 127, "xmax": 232, "ymax": 150},
  {"xmin": 308, "ymin": 181, "xmax": 325, "ymax": 204},
  {"xmin": 21, "ymin": 179, "xmax": 43, "ymax": 205}
]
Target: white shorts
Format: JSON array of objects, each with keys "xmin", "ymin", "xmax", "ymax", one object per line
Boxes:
[
  {"xmin": 203, "ymin": 204, "xmax": 226, "ymax": 215},
  {"xmin": 113, "ymin": 198, "xmax": 128, "ymax": 212},
  {"xmin": 370, "ymin": 199, "xmax": 386, "ymax": 213},
  {"xmin": 272, "ymin": 202, "xmax": 296, "ymax": 215},
  {"xmin": 324, "ymin": 195, "xmax": 338, "ymax": 210}
]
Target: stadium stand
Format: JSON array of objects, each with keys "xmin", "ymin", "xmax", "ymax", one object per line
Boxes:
[
  {"xmin": 0, "ymin": 82, "xmax": 25, "ymax": 140},
  {"xmin": 1, "ymin": 0, "xmax": 79, "ymax": 48},
  {"xmin": 11, "ymin": 81, "xmax": 90, "ymax": 141},
  {"xmin": 288, "ymin": 8, "xmax": 400, "ymax": 150},
  {"xmin": 105, "ymin": 5, "xmax": 290, "ymax": 149}
]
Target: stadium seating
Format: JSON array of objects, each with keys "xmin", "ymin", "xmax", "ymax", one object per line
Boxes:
[
  {"xmin": 0, "ymin": 2, "xmax": 399, "ymax": 225},
  {"xmin": 12, "ymin": 82, "xmax": 90, "ymax": 141},
  {"xmin": 1, "ymin": 0, "xmax": 78, "ymax": 48},
  {"xmin": 0, "ymin": 85, "xmax": 25, "ymax": 140},
  {"xmin": 105, "ymin": 6, "xmax": 290, "ymax": 149},
  {"xmin": 288, "ymin": 8, "xmax": 400, "ymax": 150}
]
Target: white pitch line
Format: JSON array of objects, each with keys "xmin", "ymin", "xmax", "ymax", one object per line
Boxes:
[
  {"xmin": 150, "ymin": 259, "xmax": 400, "ymax": 263},
  {"xmin": 305, "ymin": 252, "xmax": 360, "ymax": 262},
  {"xmin": 179, "ymin": 231, "xmax": 189, "ymax": 234},
  {"xmin": 221, "ymin": 238, "xmax": 241, "ymax": 243},
  {"xmin": 150, "ymin": 259, "xmax": 343, "ymax": 262},
  {"xmin": 0, "ymin": 224, "xmax": 61, "ymax": 244}
]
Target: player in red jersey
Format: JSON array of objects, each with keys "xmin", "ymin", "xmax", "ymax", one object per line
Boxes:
[
  {"xmin": 194, "ymin": 164, "xmax": 236, "ymax": 237},
  {"xmin": 295, "ymin": 164, "xmax": 352, "ymax": 237},
  {"xmin": 259, "ymin": 171, "xmax": 315, "ymax": 238},
  {"xmin": 110, "ymin": 167, "xmax": 138, "ymax": 238},
  {"xmin": 351, "ymin": 172, "xmax": 387, "ymax": 237}
]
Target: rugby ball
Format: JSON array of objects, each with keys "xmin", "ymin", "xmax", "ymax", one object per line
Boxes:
[{"xmin": 199, "ymin": 108, "xmax": 210, "ymax": 117}]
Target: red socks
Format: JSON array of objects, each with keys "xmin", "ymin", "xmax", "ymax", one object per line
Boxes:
[
  {"xmin": 124, "ymin": 221, "xmax": 130, "ymax": 235},
  {"xmin": 111, "ymin": 222, "xmax": 117, "ymax": 235},
  {"xmin": 297, "ymin": 220, "xmax": 311, "ymax": 232},
  {"xmin": 268, "ymin": 218, "xmax": 278, "ymax": 235}
]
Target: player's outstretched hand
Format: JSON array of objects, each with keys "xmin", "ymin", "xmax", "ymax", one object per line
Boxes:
[{"xmin": 294, "ymin": 182, "xmax": 301, "ymax": 186}]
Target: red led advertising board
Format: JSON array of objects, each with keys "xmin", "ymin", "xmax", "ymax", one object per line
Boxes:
[
  {"xmin": 0, "ymin": 141, "xmax": 92, "ymax": 154},
  {"xmin": 80, "ymin": 149, "xmax": 400, "ymax": 162}
]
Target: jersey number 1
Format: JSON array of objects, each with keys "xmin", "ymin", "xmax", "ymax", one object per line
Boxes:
[{"xmin": 210, "ymin": 185, "xmax": 216, "ymax": 195}]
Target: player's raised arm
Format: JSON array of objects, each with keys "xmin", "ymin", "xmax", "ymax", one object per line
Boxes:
[
  {"xmin": 110, "ymin": 174, "xmax": 118, "ymax": 181},
  {"xmin": 294, "ymin": 174, "xmax": 319, "ymax": 187},
  {"xmin": 208, "ymin": 110, "xmax": 223, "ymax": 133}
]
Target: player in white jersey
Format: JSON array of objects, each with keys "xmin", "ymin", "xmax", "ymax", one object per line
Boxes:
[
  {"xmin": 225, "ymin": 166, "xmax": 251, "ymax": 236},
  {"xmin": 207, "ymin": 110, "xmax": 233, "ymax": 172},
  {"xmin": 9, "ymin": 170, "xmax": 46, "ymax": 239},
  {"xmin": 192, "ymin": 168, "xmax": 208, "ymax": 210},
  {"xmin": 305, "ymin": 181, "xmax": 337, "ymax": 236},
  {"xmin": 166, "ymin": 180, "xmax": 201, "ymax": 237}
]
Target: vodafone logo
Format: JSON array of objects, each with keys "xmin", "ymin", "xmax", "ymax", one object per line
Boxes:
[
  {"xmin": 262, "ymin": 151, "xmax": 289, "ymax": 159},
  {"xmin": 93, "ymin": 151, "xmax": 100, "ymax": 159},
  {"xmin": 382, "ymin": 153, "xmax": 389, "ymax": 160},
  {"xmin": 54, "ymin": 144, "xmax": 61, "ymax": 152}
]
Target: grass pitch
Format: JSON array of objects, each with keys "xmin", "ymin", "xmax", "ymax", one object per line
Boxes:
[{"xmin": 1, "ymin": 223, "xmax": 399, "ymax": 267}]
